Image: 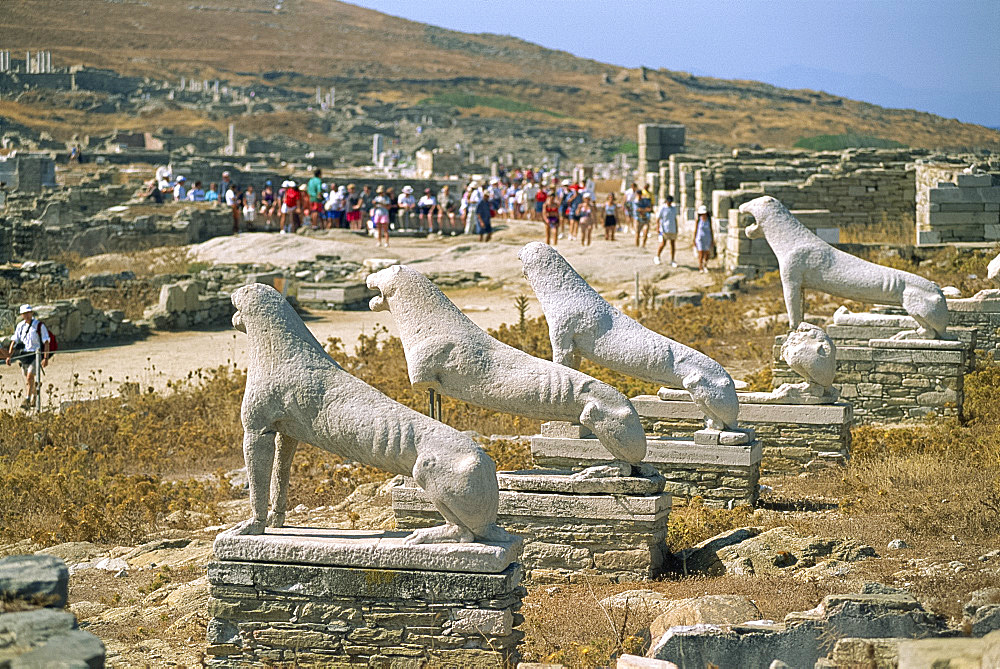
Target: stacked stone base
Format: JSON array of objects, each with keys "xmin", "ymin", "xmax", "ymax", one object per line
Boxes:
[
  {"xmin": 631, "ymin": 393, "xmax": 852, "ymax": 473},
  {"xmin": 774, "ymin": 333, "xmax": 970, "ymax": 424},
  {"xmin": 207, "ymin": 528, "xmax": 524, "ymax": 667},
  {"xmin": 530, "ymin": 423, "xmax": 761, "ymax": 508},
  {"xmin": 392, "ymin": 470, "xmax": 670, "ymax": 584}
]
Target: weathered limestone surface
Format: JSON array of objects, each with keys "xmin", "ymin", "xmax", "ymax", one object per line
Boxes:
[
  {"xmin": 633, "ymin": 395, "xmax": 851, "ymax": 473},
  {"xmin": 367, "ymin": 264, "xmax": 647, "ymax": 463},
  {"xmin": 530, "ymin": 428, "xmax": 760, "ymax": 507},
  {"xmin": 206, "ymin": 549, "xmax": 525, "ymax": 667},
  {"xmin": 0, "ymin": 554, "xmax": 106, "ymax": 668},
  {"xmin": 740, "ymin": 196, "xmax": 950, "ymax": 339},
  {"xmin": 392, "ymin": 470, "xmax": 670, "ymax": 583},
  {"xmin": 773, "ymin": 332, "xmax": 970, "ymax": 423},
  {"xmin": 230, "ymin": 282, "xmax": 506, "ymax": 545},
  {"xmin": 518, "ymin": 242, "xmax": 738, "ymax": 430}
]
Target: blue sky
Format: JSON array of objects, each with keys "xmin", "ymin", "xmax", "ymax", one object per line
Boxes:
[{"xmin": 349, "ymin": 0, "xmax": 1000, "ymax": 128}]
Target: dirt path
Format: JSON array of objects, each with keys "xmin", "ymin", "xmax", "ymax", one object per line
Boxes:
[{"xmin": 3, "ymin": 218, "xmax": 721, "ymax": 411}]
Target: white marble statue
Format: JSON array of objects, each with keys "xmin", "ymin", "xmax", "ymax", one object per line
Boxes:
[
  {"xmin": 230, "ymin": 283, "xmax": 508, "ymax": 545},
  {"xmin": 988, "ymin": 251, "xmax": 1000, "ymax": 280},
  {"xmin": 773, "ymin": 322, "xmax": 838, "ymax": 402},
  {"xmin": 739, "ymin": 196, "xmax": 950, "ymax": 339},
  {"xmin": 366, "ymin": 264, "xmax": 648, "ymax": 464},
  {"xmin": 518, "ymin": 242, "xmax": 739, "ymax": 430}
]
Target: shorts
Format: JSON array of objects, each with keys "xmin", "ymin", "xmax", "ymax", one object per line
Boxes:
[
  {"xmin": 418, "ymin": 205, "xmax": 432, "ymax": 216},
  {"xmin": 535, "ymin": 201, "xmax": 544, "ymax": 213},
  {"xmin": 636, "ymin": 215, "xmax": 650, "ymax": 228},
  {"xmin": 280, "ymin": 203, "xmax": 295, "ymax": 214},
  {"xmin": 604, "ymin": 215, "xmax": 617, "ymax": 228},
  {"xmin": 330, "ymin": 210, "xmax": 345, "ymax": 221},
  {"xmin": 346, "ymin": 210, "xmax": 361, "ymax": 222},
  {"xmin": 373, "ymin": 212, "xmax": 389, "ymax": 225},
  {"xmin": 659, "ymin": 231, "xmax": 677, "ymax": 240},
  {"xmin": 310, "ymin": 201, "xmax": 322, "ymax": 213},
  {"xmin": 546, "ymin": 216, "xmax": 559, "ymax": 227},
  {"xmin": 18, "ymin": 356, "xmax": 37, "ymax": 374},
  {"xmin": 242, "ymin": 207, "xmax": 256, "ymax": 222}
]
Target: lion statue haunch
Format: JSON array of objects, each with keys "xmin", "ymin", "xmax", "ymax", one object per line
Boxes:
[
  {"xmin": 366, "ymin": 265, "xmax": 647, "ymax": 464},
  {"xmin": 518, "ymin": 242, "xmax": 739, "ymax": 430},
  {"xmin": 231, "ymin": 283, "xmax": 508, "ymax": 545},
  {"xmin": 740, "ymin": 196, "xmax": 950, "ymax": 340}
]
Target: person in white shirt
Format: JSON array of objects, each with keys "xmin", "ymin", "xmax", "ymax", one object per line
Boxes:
[
  {"xmin": 173, "ymin": 175, "xmax": 187, "ymax": 201},
  {"xmin": 243, "ymin": 185, "xmax": 257, "ymax": 230},
  {"xmin": 624, "ymin": 182, "xmax": 638, "ymax": 232},
  {"xmin": 155, "ymin": 164, "xmax": 173, "ymax": 192},
  {"xmin": 186, "ymin": 180, "xmax": 206, "ymax": 202},
  {"xmin": 463, "ymin": 181, "xmax": 483, "ymax": 235},
  {"xmin": 397, "ymin": 186, "xmax": 416, "ymax": 230},
  {"xmin": 417, "ymin": 189, "xmax": 437, "ymax": 233},
  {"xmin": 654, "ymin": 195, "xmax": 679, "ymax": 266},
  {"xmin": 520, "ymin": 180, "xmax": 538, "ymax": 220},
  {"xmin": 6, "ymin": 304, "xmax": 51, "ymax": 409}
]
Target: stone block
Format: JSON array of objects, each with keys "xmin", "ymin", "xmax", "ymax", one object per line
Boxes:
[
  {"xmin": 0, "ymin": 554, "xmax": 69, "ymax": 609},
  {"xmin": 956, "ymin": 173, "xmax": 995, "ymax": 188},
  {"xmin": 158, "ymin": 283, "xmax": 186, "ymax": 312},
  {"xmin": 213, "ymin": 527, "xmax": 522, "ymax": 574}
]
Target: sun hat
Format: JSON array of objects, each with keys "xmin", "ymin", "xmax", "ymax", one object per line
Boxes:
[
  {"xmin": 697, "ymin": 205, "xmax": 708, "ymax": 214},
  {"xmin": 18, "ymin": 304, "xmax": 33, "ymax": 315},
  {"xmin": 402, "ymin": 185, "xmax": 414, "ymax": 194},
  {"xmin": 280, "ymin": 180, "xmax": 292, "ymax": 188},
  {"xmin": 376, "ymin": 185, "xmax": 384, "ymax": 194},
  {"xmin": 298, "ymin": 183, "xmax": 307, "ymax": 190},
  {"xmin": 222, "ymin": 171, "xmax": 230, "ymax": 177},
  {"xmin": 287, "ymin": 181, "xmax": 296, "ymax": 188},
  {"xmin": 176, "ymin": 175, "xmax": 186, "ymax": 181}
]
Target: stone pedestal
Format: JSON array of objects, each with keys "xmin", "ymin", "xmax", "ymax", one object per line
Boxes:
[
  {"xmin": 392, "ymin": 470, "xmax": 670, "ymax": 584},
  {"xmin": 206, "ymin": 527, "xmax": 525, "ymax": 667},
  {"xmin": 773, "ymin": 334, "xmax": 970, "ymax": 424},
  {"xmin": 632, "ymin": 391, "xmax": 852, "ymax": 473},
  {"xmin": 529, "ymin": 423, "xmax": 761, "ymax": 508}
]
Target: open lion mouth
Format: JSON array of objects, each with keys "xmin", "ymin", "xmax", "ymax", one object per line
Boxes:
[{"xmin": 369, "ymin": 295, "xmax": 388, "ymax": 312}]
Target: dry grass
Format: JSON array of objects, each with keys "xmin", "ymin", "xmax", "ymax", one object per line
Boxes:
[{"xmin": 839, "ymin": 213, "xmax": 916, "ymax": 245}]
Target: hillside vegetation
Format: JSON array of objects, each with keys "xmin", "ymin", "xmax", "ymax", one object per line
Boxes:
[{"xmin": 2, "ymin": 0, "xmax": 998, "ymax": 149}]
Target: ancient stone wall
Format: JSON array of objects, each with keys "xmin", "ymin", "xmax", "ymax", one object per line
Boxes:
[
  {"xmin": 915, "ymin": 169, "xmax": 1000, "ymax": 245},
  {"xmin": 773, "ymin": 335, "xmax": 970, "ymax": 423},
  {"xmin": 725, "ymin": 208, "xmax": 845, "ymax": 274},
  {"xmin": 143, "ymin": 281, "xmax": 235, "ymax": 331}
]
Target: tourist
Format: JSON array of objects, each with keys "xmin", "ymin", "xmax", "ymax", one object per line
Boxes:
[
  {"xmin": 372, "ymin": 185, "xmax": 391, "ymax": 247},
  {"xmin": 225, "ymin": 182, "xmax": 241, "ymax": 233},
  {"xmin": 437, "ymin": 185, "xmax": 456, "ymax": 233},
  {"xmin": 534, "ymin": 183, "xmax": 548, "ymax": 223},
  {"xmin": 693, "ymin": 204, "xmax": 714, "ymax": 273},
  {"xmin": 205, "ymin": 182, "xmax": 219, "ymax": 203},
  {"xmin": 328, "ymin": 185, "xmax": 346, "ymax": 229},
  {"xmin": 360, "ymin": 185, "xmax": 374, "ymax": 232},
  {"xmin": 280, "ymin": 180, "xmax": 300, "ymax": 233},
  {"xmin": 345, "ymin": 183, "xmax": 362, "ymax": 230},
  {"xmin": 307, "ymin": 169, "xmax": 323, "ymax": 229},
  {"xmin": 386, "ymin": 186, "xmax": 398, "ymax": 232},
  {"xmin": 475, "ymin": 189, "xmax": 492, "ymax": 242},
  {"xmin": 624, "ymin": 182, "xmax": 638, "ymax": 232},
  {"xmin": 243, "ymin": 185, "xmax": 257, "ymax": 232},
  {"xmin": 5, "ymin": 305, "xmax": 51, "ymax": 410},
  {"xmin": 297, "ymin": 184, "xmax": 311, "ymax": 230},
  {"xmin": 155, "ymin": 164, "xmax": 173, "ymax": 191},
  {"xmin": 577, "ymin": 193, "xmax": 594, "ymax": 246},
  {"xmin": 140, "ymin": 178, "xmax": 163, "ymax": 204},
  {"xmin": 634, "ymin": 187, "xmax": 652, "ymax": 247},
  {"xmin": 186, "ymin": 180, "xmax": 205, "ymax": 202},
  {"xmin": 462, "ymin": 180, "xmax": 482, "ymax": 235},
  {"xmin": 173, "ymin": 175, "xmax": 187, "ymax": 201},
  {"xmin": 398, "ymin": 186, "xmax": 416, "ymax": 230},
  {"xmin": 417, "ymin": 188, "xmax": 437, "ymax": 232},
  {"xmin": 220, "ymin": 171, "xmax": 232, "ymax": 198},
  {"xmin": 655, "ymin": 195, "xmax": 679, "ymax": 266},
  {"xmin": 259, "ymin": 181, "xmax": 276, "ymax": 230},
  {"xmin": 603, "ymin": 193, "xmax": 618, "ymax": 241},
  {"xmin": 563, "ymin": 184, "xmax": 583, "ymax": 240},
  {"xmin": 544, "ymin": 193, "xmax": 560, "ymax": 245},
  {"xmin": 505, "ymin": 183, "xmax": 518, "ymax": 219}
]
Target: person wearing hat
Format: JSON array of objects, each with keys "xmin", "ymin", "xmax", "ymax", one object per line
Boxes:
[
  {"xmin": 693, "ymin": 204, "xmax": 714, "ymax": 273},
  {"xmin": 398, "ymin": 185, "xmax": 416, "ymax": 231},
  {"xmin": 462, "ymin": 180, "xmax": 482, "ymax": 235},
  {"xmin": 172, "ymin": 175, "xmax": 187, "ymax": 202},
  {"xmin": 280, "ymin": 180, "xmax": 300, "ymax": 233},
  {"xmin": 345, "ymin": 184, "xmax": 361, "ymax": 231},
  {"xmin": 417, "ymin": 187, "xmax": 437, "ymax": 233},
  {"xmin": 6, "ymin": 305, "xmax": 51, "ymax": 409}
]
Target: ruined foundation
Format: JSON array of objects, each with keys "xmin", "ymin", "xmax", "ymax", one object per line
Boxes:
[
  {"xmin": 631, "ymin": 393, "xmax": 852, "ymax": 473},
  {"xmin": 206, "ymin": 528, "xmax": 525, "ymax": 667},
  {"xmin": 392, "ymin": 469, "xmax": 671, "ymax": 584}
]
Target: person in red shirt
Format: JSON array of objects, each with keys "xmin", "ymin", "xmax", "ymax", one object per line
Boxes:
[
  {"xmin": 280, "ymin": 180, "xmax": 300, "ymax": 234},
  {"xmin": 534, "ymin": 187, "xmax": 547, "ymax": 222}
]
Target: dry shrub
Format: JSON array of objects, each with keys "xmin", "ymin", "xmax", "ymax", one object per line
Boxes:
[
  {"xmin": 840, "ymin": 362, "xmax": 1000, "ymax": 543},
  {"xmin": 665, "ymin": 497, "xmax": 756, "ymax": 554},
  {"xmin": 839, "ymin": 212, "xmax": 915, "ymax": 245}
]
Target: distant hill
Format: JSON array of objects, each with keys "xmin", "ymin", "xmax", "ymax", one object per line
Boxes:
[{"xmin": 3, "ymin": 0, "xmax": 998, "ymax": 150}]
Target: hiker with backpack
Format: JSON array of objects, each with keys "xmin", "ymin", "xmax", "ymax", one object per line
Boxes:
[{"xmin": 5, "ymin": 304, "xmax": 54, "ymax": 409}]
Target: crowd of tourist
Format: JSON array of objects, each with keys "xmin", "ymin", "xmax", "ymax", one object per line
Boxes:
[{"xmin": 141, "ymin": 165, "xmax": 712, "ymax": 263}]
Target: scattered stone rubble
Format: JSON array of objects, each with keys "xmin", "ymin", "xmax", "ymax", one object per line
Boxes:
[{"xmin": 0, "ymin": 553, "xmax": 105, "ymax": 668}]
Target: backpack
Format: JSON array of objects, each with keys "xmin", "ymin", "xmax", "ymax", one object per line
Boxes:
[{"xmin": 37, "ymin": 321, "xmax": 58, "ymax": 354}]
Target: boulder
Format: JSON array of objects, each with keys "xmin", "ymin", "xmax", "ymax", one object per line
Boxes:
[
  {"xmin": 964, "ymin": 588, "xmax": 1000, "ymax": 636},
  {"xmin": 676, "ymin": 526, "xmax": 876, "ymax": 576},
  {"xmin": 0, "ymin": 554, "xmax": 69, "ymax": 608},
  {"xmin": 158, "ymin": 283, "xmax": 186, "ymax": 312},
  {"xmin": 35, "ymin": 542, "xmax": 103, "ymax": 565},
  {"xmin": 600, "ymin": 589, "xmax": 676, "ymax": 619},
  {"xmin": 649, "ymin": 595, "xmax": 762, "ymax": 641}
]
